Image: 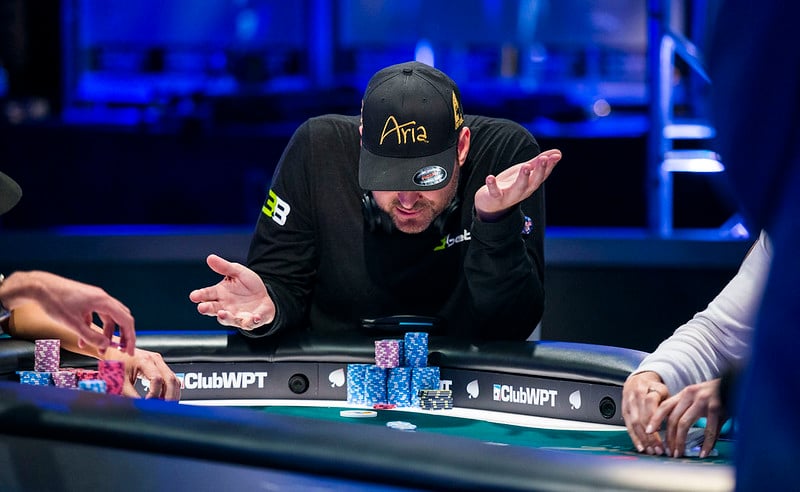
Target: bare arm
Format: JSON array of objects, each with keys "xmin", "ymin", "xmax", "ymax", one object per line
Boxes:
[
  {"xmin": 0, "ymin": 271, "xmax": 135, "ymax": 355},
  {"xmin": 7, "ymin": 301, "xmax": 180, "ymax": 400}
]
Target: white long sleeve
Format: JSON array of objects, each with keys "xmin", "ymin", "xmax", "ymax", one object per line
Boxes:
[{"xmin": 634, "ymin": 231, "xmax": 771, "ymax": 395}]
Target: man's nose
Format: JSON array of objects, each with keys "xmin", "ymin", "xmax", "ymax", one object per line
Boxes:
[{"xmin": 396, "ymin": 192, "xmax": 420, "ymax": 208}]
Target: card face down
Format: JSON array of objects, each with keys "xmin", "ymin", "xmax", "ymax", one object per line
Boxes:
[{"xmin": 659, "ymin": 427, "xmax": 719, "ymax": 458}]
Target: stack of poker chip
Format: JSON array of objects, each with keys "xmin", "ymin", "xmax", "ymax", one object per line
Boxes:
[
  {"xmin": 78, "ymin": 379, "xmax": 108, "ymax": 393},
  {"xmin": 17, "ymin": 370, "xmax": 52, "ymax": 386},
  {"xmin": 364, "ymin": 365, "xmax": 387, "ymax": 406},
  {"xmin": 34, "ymin": 339, "xmax": 60, "ymax": 372},
  {"xmin": 71, "ymin": 367, "xmax": 101, "ymax": 383},
  {"xmin": 52, "ymin": 370, "xmax": 78, "ymax": 388},
  {"xmin": 346, "ymin": 363, "xmax": 371, "ymax": 405},
  {"xmin": 410, "ymin": 365, "xmax": 440, "ymax": 407},
  {"xmin": 387, "ymin": 366, "xmax": 412, "ymax": 407},
  {"xmin": 347, "ymin": 332, "xmax": 445, "ymax": 410},
  {"xmin": 99, "ymin": 360, "xmax": 125, "ymax": 395},
  {"xmin": 418, "ymin": 389, "xmax": 454, "ymax": 410},
  {"xmin": 16, "ymin": 338, "xmax": 125, "ymax": 395},
  {"xmin": 403, "ymin": 332, "xmax": 427, "ymax": 367},
  {"xmin": 374, "ymin": 338, "xmax": 402, "ymax": 368}
]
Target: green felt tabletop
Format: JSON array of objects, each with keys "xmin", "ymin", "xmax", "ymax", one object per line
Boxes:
[{"xmin": 256, "ymin": 405, "xmax": 734, "ymax": 466}]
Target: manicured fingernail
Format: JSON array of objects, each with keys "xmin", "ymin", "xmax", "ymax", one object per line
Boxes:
[
  {"xmin": 636, "ymin": 445, "xmax": 644, "ymax": 452},
  {"xmin": 655, "ymin": 446, "xmax": 663, "ymax": 456},
  {"xmin": 645, "ymin": 425, "xmax": 653, "ymax": 433}
]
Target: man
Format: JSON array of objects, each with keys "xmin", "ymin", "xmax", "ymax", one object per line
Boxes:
[
  {"xmin": 622, "ymin": 231, "xmax": 769, "ymax": 459},
  {"xmin": 0, "ymin": 170, "xmax": 180, "ymax": 399},
  {"xmin": 190, "ymin": 61, "xmax": 561, "ymax": 341},
  {"xmin": 708, "ymin": 2, "xmax": 800, "ymax": 487}
]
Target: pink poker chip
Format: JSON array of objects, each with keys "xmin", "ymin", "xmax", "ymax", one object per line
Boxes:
[
  {"xmin": 98, "ymin": 360, "xmax": 126, "ymax": 395},
  {"xmin": 69, "ymin": 368, "xmax": 101, "ymax": 382},
  {"xmin": 52, "ymin": 371, "xmax": 78, "ymax": 389},
  {"xmin": 374, "ymin": 339, "xmax": 401, "ymax": 368},
  {"xmin": 34, "ymin": 339, "xmax": 60, "ymax": 372}
]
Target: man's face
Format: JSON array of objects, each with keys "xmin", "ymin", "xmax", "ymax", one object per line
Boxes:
[{"xmin": 371, "ymin": 162, "xmax": 460, "ymax": 234}]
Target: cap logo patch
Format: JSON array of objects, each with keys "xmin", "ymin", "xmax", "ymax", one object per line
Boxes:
[
  {"xmin": 452, "ymin": 92, "xmax": 464, "ymax": 129},
  {"xmin": 379, "ymin": 116, "xmax": 429, "ymax": 146},
  {"xmin": 413, "ymin": 166, "xmax": 448, "ymax": 187}
]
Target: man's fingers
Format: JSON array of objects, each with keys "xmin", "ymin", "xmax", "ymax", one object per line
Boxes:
[
  {"xmin": 646, "ymin": 397, "xmax": 675, "ymax": 434},
  {"xmin": 485, "ymin": 175, "xmax": 502, "ymax": 198},
  {"xmin": 195, "ymin": 301, "xmax": 218, "ymax": 316},
  {"xmin": 78, "ymin": 332, "xmax": 110, "ymax": 354},
  {"xmin": 191, "ymin": 286, "xmax": 219, "ymax": 305},
  {"xmin": 625, "ymin": 422, "xmax": 645, "ymax": 453},
  {"xmin": 216, "ymin": 309, "xmax": 259, "ymax": 330},
  {"xmin": 666, "ymin": 400, "xmax": 695, "ymax": 457},
  {"xmin": 133, "ymin": 353, "xmax": 182, "ymax": 401},
  {"xmin": 99, "ymin": 315, "xmax": 115, "ymax": 341},
  {"xmin": 117, "ymin": 327, "xmax": 136, "ymax": 355},
  {"xmin": 540, "ymin": 149, "xmax": 562, "ymax": 159},
  {"xmin": 700, "ymin": 426, "xmax": 719, "ymax": 459},
  {"xmin": 145, "ymin": 376, "xmax": 165, "ymax": 399},
  {"xmin": 206, "ymin": 254, "xmax": 242, "ymax": 277}
]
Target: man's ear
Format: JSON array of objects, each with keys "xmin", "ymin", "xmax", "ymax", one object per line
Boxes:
[{"xmin": 456, "ymin": 127, "xmax": 470, "ymax": 166}]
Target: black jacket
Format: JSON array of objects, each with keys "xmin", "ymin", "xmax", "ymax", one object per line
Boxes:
[{"xmin": 245, "ymin": 113, "xmax": 545, "ymax": 341}]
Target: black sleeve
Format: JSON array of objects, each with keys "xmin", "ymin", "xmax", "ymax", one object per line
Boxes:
[
  {"xmin": 461, "ymin": 119, "xmax": 545, "ymax": 341},
  {"xmin": 245, "ymin": 119, "xmax": 319, "ymax": 337}
]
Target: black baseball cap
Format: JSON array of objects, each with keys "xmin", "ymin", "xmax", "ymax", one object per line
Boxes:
[
  {"xmin": 359, "ymin": 61, "xmax": 465, "ymax": 191},
  {"xmin": 0, "ymin": 171, "xmax": 22, "ymax": 215}
]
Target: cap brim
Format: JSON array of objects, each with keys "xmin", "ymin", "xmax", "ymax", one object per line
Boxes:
[
  {"xmin": 359, "ymin": 144, "xmax": 457, "ymax": 192},
  {"xmin": 0, "ymin": 171, "xmax": 22, "ymax": 216}
]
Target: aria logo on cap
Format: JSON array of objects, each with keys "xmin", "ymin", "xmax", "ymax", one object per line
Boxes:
[
  {"xmin": 377, "ymin": 89, "xmax": 462, "ymax": 149},
  {"xmin": 379, "ymin": 116, "xmax": 428, "ymax": 146},
  {"xmin": 413, "ymin": 165, "xmax": 448, "ymax": 187}
]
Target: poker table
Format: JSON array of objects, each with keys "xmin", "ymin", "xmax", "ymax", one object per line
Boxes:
[{"xmin": 0, "ymin": 331, "xmax": 735, "ymax": 491}]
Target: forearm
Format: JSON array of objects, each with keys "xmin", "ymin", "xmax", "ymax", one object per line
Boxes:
[
  {"xmin": 637, "ymin": 314, "xmax": 751, "ymax": 392},
  {"xmin": 0, "ymin": 271, "xmax": 47, "ymax": 311},
  {"xmin": 465, "ymin": 207, "xmax": 545, "ymax": 340},
  {"xmin": 8, "ymin": 300, "xmax": 180, "ymax": 400},
  {"xmin": 7, "ymin": 301, "xmax": 110, "ymax": 359},
  {"xmin": 636, "ymin": 233, "xmax": 767, "ymax": 393}
]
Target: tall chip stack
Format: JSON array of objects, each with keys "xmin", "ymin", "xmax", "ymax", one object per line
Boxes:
[
  {"xmin": 34, "ymin": 339, "xmax": 60, "ymax": 372},
  {"xmin": 346, "ymin": 332, "xmax": 450, "ymax": 410},
  {"xmin": 346, "ymin": 363, "xmax": 371, "ymax": 405},
  {"xmin": 98, "ymin": 360, "xmax": 126, "ymax": 395}
]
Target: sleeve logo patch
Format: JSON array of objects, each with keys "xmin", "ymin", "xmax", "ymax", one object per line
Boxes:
[{"xmin": 262, "ymin": 189, "xmax": 291, "ymax": 226}]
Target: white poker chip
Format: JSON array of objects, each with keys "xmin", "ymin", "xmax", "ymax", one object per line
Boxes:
[
  {"xmin": 339, "ymin": 410, "xmax": 378, "ymax": 418},
  {"xmin": 386, "ymin": 421, "xmax": 417, "ymax": 431}
]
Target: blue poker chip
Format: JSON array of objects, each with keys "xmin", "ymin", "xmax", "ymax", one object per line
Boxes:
[
  {"xmin": 78, "ymin": 379, "xmax": 108, "ymax": 393},
  {"xmin": 386, "ymin": 421, "xmax": 417, "ymax": 431},
  {"xmin": 346, "ymin": 364, "xmax": 371, "ymax": 405},
  {"xmin": 17, "ymin": 370, "xmax": 52, "ymax": 386},
  {"xmin": 364, "ymin": 365, "xmax": 387, "ymax": 405},
  {"xmin": 403, "ymin": 332, "xmax": 428, "ymax": 367}
]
